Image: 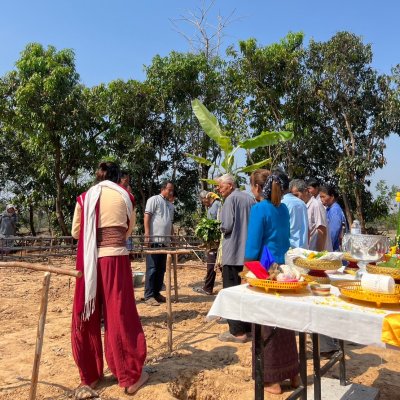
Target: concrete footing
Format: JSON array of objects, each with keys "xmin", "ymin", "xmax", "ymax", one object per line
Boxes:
[{"xmin": 307, "ymin": 377, "xmax": 380, "ymax": 399}]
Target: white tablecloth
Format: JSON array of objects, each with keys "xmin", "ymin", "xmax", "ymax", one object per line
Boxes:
[{"xmin": 207, "ymin": 284, "xmax": 400, "ymax": 348}]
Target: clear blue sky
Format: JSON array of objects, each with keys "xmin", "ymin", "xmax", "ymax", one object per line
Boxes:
[{"xmin": 1, "ymin": 0, "xmax": 399, "ymax": 194}]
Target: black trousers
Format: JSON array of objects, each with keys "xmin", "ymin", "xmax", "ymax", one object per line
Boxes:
[
  {"xmin": 222, "ymin": 264, "xmax": 251, "ymax": 336},
  {"xmin": 203, "ymin": 250, "xmax": 217, "ymax": 294}
]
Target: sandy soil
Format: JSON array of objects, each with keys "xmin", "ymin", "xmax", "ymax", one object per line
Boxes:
[{"xmin": 1, "ymin": 257, "xmax": 400, "ymax": 400}]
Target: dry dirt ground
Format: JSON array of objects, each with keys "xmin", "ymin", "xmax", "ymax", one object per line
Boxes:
[{"xmin": 1, "ymin": 257, "xmax": 400, "ymax": 400}]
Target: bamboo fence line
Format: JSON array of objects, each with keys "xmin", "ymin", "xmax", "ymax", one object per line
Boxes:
[{"xmin": 0, "ymin": 261, "xmax": 81, "ymax": 400}]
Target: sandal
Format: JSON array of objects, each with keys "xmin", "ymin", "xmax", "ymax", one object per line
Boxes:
[
  {"xmin": 192, "ymin": 287, "xmax": 213, "ymax": 295},
  {"xmin": 145, "ymin": 297, "xmax": 160, "ymax": 306},
  {"xmin": 74, "ymin": 385, "xmax": 99, "ymax": 399}
]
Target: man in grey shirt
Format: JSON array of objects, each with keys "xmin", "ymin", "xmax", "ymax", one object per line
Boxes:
[
  {"xmin": 144, "ymin": 181, "xmax": 175, "ymax": 306},
  {"xmin": 217, "ymin": 174, "xmax": 255, "ymax": 343}
]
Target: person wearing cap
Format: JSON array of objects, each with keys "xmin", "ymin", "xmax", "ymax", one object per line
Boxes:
[
  {"xmin": 193, "ymin": 190, "xmax": 222, "ymax": 295},
  {"xmin": 0, "ymin": 204, "xmax": 18, "ymax": 251}
]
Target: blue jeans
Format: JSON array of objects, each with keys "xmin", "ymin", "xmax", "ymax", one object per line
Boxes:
[{"xmin": 144, "ymin": 244, "xmax": 166, "ymax": 300}]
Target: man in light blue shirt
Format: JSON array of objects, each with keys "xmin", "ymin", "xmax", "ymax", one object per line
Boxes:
[{"xmin": 274, "ymin": 170, "xmax": 308, "ymax": 249}]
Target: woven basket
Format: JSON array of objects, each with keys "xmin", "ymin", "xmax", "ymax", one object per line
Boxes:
[
  {"xmin": 247, "ymin": 277, "xmax": 308, "ymax": 292},
  {"xmin": 337, "ymin": 281, "xmax": 400, "ymax": 308},
  {"xmin": 302, "ymin": 274, "xmax": 331, "ymax": 284},
  {"xmin": 343, "ymin": 253, "xmax": 359, "ymax": 263},
  {"xmin": 294, "ymin": 257, "xmax": 342, "ymax": 271},
  {"xmin": 366, "ymin": 264, "xmax": 400, "ymax": 280}
]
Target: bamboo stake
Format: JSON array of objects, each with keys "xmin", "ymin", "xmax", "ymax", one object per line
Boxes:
[
  {"xmin": 0, "ymin": 261, "xmax": 81, "ymax": 278},
  {"xmin": 166, "ymin": 254, "xmax": 173, "ymax": 353},
  {"xmin": 173, "ymin": 253, "xmax": 178, "ymax": 302},
  {"xmin": 29, "ymin": 272, "xmax": 51, "ymax": 400}
]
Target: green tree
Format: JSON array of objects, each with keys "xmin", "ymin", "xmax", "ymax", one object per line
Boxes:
[
  {"xmin": 0, "ymin": 43, "xmax": 104, "ymax": 234},
  {"xmin": 188, "ymin": 99, "xmax": 293, "ymax": 182},
  {"xmin": 306, "ymin": 32, "xmax": 394, "ymax": 229}
]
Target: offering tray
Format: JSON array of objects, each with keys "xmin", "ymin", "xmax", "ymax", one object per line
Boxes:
[
  {"xmin": 366, "ymin": 264, "xmax": 400, "ymax": 280},
  {"xmin": 293, "ymin": 258, "xmax": 341, "ymax": 271},
  {"xmin": 335, "ymin": 281, "xmax": 400, "ymax": 308},
  {"xmin": 246, "ymin": 278, "xmax": 308, "ymax": 293}
]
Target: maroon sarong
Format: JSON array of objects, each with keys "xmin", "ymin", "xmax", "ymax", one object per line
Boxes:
[
  {"xmin": 71, "ymin": 255, "xmax": 147, "ymax": 387},
  {"xmin": 252, "ymin": 326, "xmax": 299, "ymax": 383}
]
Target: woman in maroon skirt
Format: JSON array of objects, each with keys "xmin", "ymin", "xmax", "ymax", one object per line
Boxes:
[
  {"xmin": 245, "ymin": 169, "xmax": 300, "ymax": 395},
  {"xmin": 71, "ymin": 161, "xmax": 148, "ymax": 396}
]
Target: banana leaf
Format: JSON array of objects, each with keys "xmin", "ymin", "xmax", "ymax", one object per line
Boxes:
[
  {"xmin": 239, "ymin": 158, "xmax": 272, "ymax": 173},
  {"xmin": 239, "ymin": 131, "xmax": 293, "ymax": 150},
  {"xmin": 192, "ymin": 99, "xmax": 233, "ymax": 154},
  {"xmin": 200, "ymin": 178, "xmax": 220, "ymax": 185},
  {"xmin": 221, "ymin": 154, "xmax": 234, "ymax": 172},
  {"xmin": 186, "ymin": 153, "xmax": 216, "ymax": 167}
]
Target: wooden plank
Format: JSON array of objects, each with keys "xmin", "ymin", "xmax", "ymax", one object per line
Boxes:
[
  {"xmin": 0, "ymin": 261, "xmax": 82, "ymax": 278},
  {"xmin": 29, "ymin": 272, "xmax": 51, "ymax": 400},
  {"xmin": 173, "ymin": 253, "xmax": 178, "ymax": 302},
  {"xmin": 166, "ymin": 254, "xmax": 173, "ymax": 353}
]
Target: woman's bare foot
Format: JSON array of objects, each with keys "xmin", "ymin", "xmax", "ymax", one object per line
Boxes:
[
  {"xmin": 290, "ymin": 374, "xmax": 301, "ymax": 388},
  {"xmin": 264, "ymin": 382, "xmax": 282, "ymax": 394},
  {"xmin": 89, "ymin": 379, "xmax": 99, "ymax": 389},
  {"xmin": 125, "ymin": 371, "xmax": 149, "ymax": 395}
]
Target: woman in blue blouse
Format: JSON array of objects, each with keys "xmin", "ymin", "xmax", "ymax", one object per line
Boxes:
[{"xmin": 245, "ymin": 169, "xmax": 300, "ymax": 395}]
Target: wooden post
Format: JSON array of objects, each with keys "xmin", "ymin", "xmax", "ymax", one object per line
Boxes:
[
  {"xmin": 166, "ymin": 254, "xmax": 173, "ymax": 353},
  {"xmin": 253, "ymin": 324, "xmax": 264, "ymax": 400},
  {"xmin": 173, "ymin": 253, "xmax": 178, "ymax": 302},
  {"xmin": 29, "ymin": 272, "xmax": 51, "ymax": 400}
]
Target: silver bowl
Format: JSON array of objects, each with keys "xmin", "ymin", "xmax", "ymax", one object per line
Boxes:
[
  {"xmin": 342, "ymin": 233, "xmax": 389, "ymax": 262},
  {"xmin": 133, "ymin": 272, "xmax": 145, "ymax": 286}
]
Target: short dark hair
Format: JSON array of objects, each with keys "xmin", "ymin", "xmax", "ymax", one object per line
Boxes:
[
  {"xmin": 306, "ymin": 178, "xmax": 319, "ymax": 188},
  {"xmin": 120, "ymin": 170, "xmax": 129, "ymax": 178},
  {"xmin": 160, "ymin": 180, "xmax": 174, "ymax": 190},
  {"xmin": 320, "ymin": 184, "xmax": 338, "ymax": 199}
]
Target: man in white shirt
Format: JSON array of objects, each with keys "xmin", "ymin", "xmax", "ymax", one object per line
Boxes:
[
  {"xmin": 144, "ymin": 181, "xmax": 175, "ymax": 306},
  {"xmin": 290, "ymin": 179, "xmax": 332, "ymax": 252}
]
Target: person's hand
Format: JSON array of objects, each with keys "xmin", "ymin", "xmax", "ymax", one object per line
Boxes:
[
  {"xmin": 144, "ymin": 235, "xmax": 150, "ymax": 248},
  {"xmin": 214, "ymin": 262, "xmax": 222, "ymax": 273}
]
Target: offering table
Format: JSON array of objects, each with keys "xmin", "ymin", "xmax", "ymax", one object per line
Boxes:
[{"xmin": 207, "ymin": 284, "xmax": 400, "ymax": 400}]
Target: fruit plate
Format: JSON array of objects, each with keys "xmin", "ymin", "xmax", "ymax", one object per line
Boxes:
[{"xmin": 246, "ymin": 277, "xmax": 308, "ymax": 292}]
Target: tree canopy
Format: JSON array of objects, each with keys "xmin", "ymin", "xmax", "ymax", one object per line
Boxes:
[{"xmin": 0, "ymin": 32, "xmax": 399, "ymax": 235}]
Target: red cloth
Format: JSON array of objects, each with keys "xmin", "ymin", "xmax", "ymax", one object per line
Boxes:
[
  {"xmin": 244, "ymin": 261, "xmax": 270, "ymax": 279},
  {"xmin": 71, "ymin": 255, "xmax": 147, "ymax": 387}
]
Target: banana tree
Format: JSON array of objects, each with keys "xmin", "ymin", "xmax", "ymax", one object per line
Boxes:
[{"xmin": 187, "ymin": 99, "xmax": 293, "ymax": 184}]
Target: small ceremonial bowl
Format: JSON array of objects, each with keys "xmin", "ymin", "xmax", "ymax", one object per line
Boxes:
[
  {"xmin": 310, "ymin": 283, "xmax": 331, "ymax": 296},
  {"xmin": 133, "ymin": 272, "xmax": 145, "ymax": 286}
]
